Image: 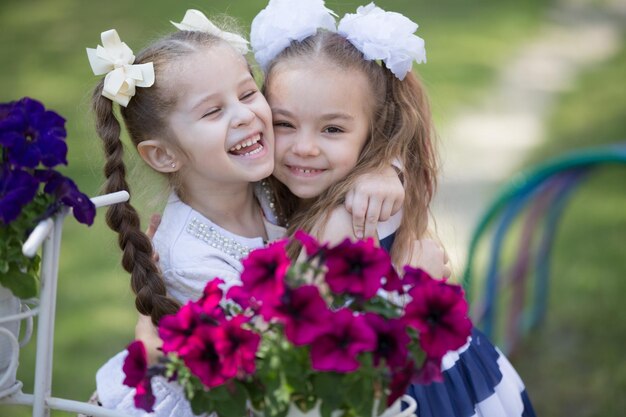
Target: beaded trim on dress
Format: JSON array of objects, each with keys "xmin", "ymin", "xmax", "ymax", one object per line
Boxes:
[{"xmin": 186, "ymin": 217, "xmax": 253, "ymax": 260}]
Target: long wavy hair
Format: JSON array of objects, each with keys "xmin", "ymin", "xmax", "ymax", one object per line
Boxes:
[
  {"xmin": 91, "ymin": 31, "xmax": 234, "ymax": 325},
  {"xmin": 264, "ymin": 30, "xmax": 438, "ymax": 266}
]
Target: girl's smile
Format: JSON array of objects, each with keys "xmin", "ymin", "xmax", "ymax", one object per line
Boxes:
[{"xmin": 228, "ymin": 132, "xmax": 268, "ymax": 157}]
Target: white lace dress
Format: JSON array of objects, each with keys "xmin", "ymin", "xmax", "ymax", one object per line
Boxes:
[{"xmin": 95, "ymin": 192, "xmax": 284, "ymax": 417}]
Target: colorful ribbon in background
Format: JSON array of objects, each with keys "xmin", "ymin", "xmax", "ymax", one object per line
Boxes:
[{"xmin": 462, "ymin": 144, "xmax": 626, "ymax": 354}]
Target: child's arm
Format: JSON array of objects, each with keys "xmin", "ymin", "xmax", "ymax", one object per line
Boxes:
[
  {"xmin": 134, "ymin": 213, "xmax": 163, "ymax": 365},
  {"xmin": 135, "ymin": 313, "xmax": 163, "ymax": 365},
  {"xmin": 344, "ymin": 165, "xmax": 404, "ymax": 239},
  {"xmin": 408, "ymin": 239, "xmax": 451, "ymax": 280},
  {"xmin": 315, "ymin": 209, "xmax": 451, "ymax": 280}
]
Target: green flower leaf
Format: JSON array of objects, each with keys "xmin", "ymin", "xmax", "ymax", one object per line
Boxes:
[
  {"xmin": 213, "ymin": 382, "xmax": 248, "ymax": 417},
  {"xmin": 312, "ymin": 373, "xmax": 344, "ymax": 417},
  {"xmin": 0, "ymin": 265, "xmax": 37, "ymax": 298}
]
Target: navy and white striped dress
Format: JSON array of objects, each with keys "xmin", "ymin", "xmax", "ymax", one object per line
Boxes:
[{"xmin": 378, "ymin": 217, "xmax": 536, "ymax": 417}]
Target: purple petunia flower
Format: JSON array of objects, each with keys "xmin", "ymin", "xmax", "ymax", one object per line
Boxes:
[
  {"xmin": 241, "ymin": 240, "xmax": 290, "ymax": 306},
  {"xmin": 363, "ymin": 312, "xmax": 410, "ymax": 369},
  {"xmin": 0, "ymin": 101, "xmax": 25, "ymax": 148},
  {"xmin": 0, "ymin": 102, "xmax": 14, "ymax": 120},
  {"xmin": 324, "ymin": 238, "xmax": 391, "ymax": 300},
  {"xmin": 403, "ymin": 277, "xmax": 472, "ymax": 360},
  {"xmin": 122, "ymin": 340, "xmax": 148, "ymax": 388},
  {"xmin": 309, "ymin": 308, "xmax": 377, "ymax": 373},
  {"xmin": 40, "ymin": 170, "xmax": 95, "ymax": 225},
  {"xmin": 271, "ymin": 285, "xmax": 332, "ymax": 345},
  {"xmin": 0, "ymin": 168, "xmax": 39, "ymax": 224},
  {"xmin": 1, "ymin": 98, "xmax": 67, "ymax": 169}
]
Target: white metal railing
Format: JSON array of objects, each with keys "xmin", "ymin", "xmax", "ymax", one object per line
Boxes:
[{"xmin": 0, "ymin": 191, "xmax": 133, "ymax": 417}]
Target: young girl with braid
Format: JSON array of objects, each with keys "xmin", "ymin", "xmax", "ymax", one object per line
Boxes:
[
  {"xmin": 87, "ymin": 9, "xmax": 409, "ymax": 417},
  {"xmin": 250, "ymin": 1, "xmax": 537, "ymax": 417}
]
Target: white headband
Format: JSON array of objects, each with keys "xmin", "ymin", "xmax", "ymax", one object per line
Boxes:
[
  {"xmin": 250, "ymin": 1, "xmax": 426, "ymax": 80},
  {"xmin": 250, "ymin": 0, "xmax": 337, "ymax": 71},
  {"xmin": 171, "ymin": 9, "xmax": 249, "ymax": 55},
  {"xmin": 86, "ymin": 30, "xmax": 155, "ymax": 107}
]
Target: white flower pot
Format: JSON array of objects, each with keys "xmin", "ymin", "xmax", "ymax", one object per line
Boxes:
[
  {"xmin": 0, "ymin": 285, "xmax": 21, "ymax": 397},
  {"xmin": 256, "ymin": 395, "xmax": 417, "ymax": 417}
]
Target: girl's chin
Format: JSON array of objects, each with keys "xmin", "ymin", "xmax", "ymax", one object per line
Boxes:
[
  {"xmin": 246, "ymin": 163, "xmax": 274, "ymax": 181},
  {"xmin": 285, "ymin": 184, "xmax": 324, "ymax": 200}
]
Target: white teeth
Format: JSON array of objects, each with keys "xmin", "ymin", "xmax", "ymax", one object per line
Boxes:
[
  {"xmin": 243, "ymin": 144, "xmax": 263, "ymax": 156},
  {"xmin": 229, "ymin": 134, "xmax": 261, "ymax": 152}
]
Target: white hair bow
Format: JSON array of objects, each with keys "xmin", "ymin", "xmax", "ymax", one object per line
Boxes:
[
  {"xmin": 86, "ymin": 30, "xmax": 154, "ymax": 107},
  {"xmin": 338, "ymin": 3, "xmax": 426, "ymax": 80},
  {"xmin": 171, "ymin": 9, "xmax": 249, "ymax": 55},
  {"xmin": 250, "ymin": 0, "xmax": 337, "ymax": 71}
]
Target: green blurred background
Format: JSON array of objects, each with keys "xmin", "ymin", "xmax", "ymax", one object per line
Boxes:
[{"xmin": 1, "ymin": 0, "xmax": 624, "ymax": 416}]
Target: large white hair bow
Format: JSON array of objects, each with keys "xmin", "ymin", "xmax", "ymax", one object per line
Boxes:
[
  {"xmin": 171, "ymin": 9, "xmax": 249, "ymax": 55},
  {"xmin": 250, "ymin": 0, "xmax": 337, "ymax": 71},
  {"xmin": 86, "ymin": 30, "xmax": 155, "ymax": 107},
  {"xmin": 338, "ymin": 3, "xmax": 426, "ymax": 80}
]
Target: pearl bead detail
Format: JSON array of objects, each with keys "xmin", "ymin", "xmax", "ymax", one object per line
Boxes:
[{"xmin": 186, "ymin": 217, "xmax": 252, "ymax": 260}]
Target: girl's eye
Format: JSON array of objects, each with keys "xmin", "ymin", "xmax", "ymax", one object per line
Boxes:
[
  {"xmin": 241, "ymin": 90, "xmax": 257, "ymax": 100},
  {"xmin": 323, "ymin": 126, "xmax": 343, "ymax": 134},
  {"xmin": 273, "ymin": 121, "xmax": 294, "ymax": 129},
  {"xmin": 202, "ymin": 108, "xmax": 221, "ymax": 118}
]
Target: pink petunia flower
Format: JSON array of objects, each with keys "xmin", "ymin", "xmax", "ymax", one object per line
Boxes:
[
  {"xmin": 402, "ymin": 266, "xmax": 434, "ymax": 286},
  {"xmin": 197, "ymin": 278, "xmax": 225, "ymax": 318},
  {"xmin": 214, "ymin": 315, "xmax": 261, "ymax": 376},
  {"xmin": 158, "ymin": 302, "xmax": 202, "ymax": 354},
  {"xmin": 122, "ymin": 340, "xmax": 156, "ymax": 412},
  {"xmin": 388, "ymin": 360, "xmax": 416, "ymax": 406},
  {"xmin": 403, "ymin": 278, "xmax": 472, "ymax": 359},
  {"xmin": 271, "ymin": 285, "xmax": 332, "ymax": 345},
  {"xmin": 241, "ymin": 240, "xmax": 290, "ymax": 306},
  {"xmin": 310, "ymin": 308, "xmax": 377, "ymax": 372},
  {"xmin": 294, "ymin": 230, "xmax": 328, "ymax": 257},
  {"xmin": 324, "ymin": 238, "xmax": 391, "ymax": 300},
  {"xmin": 134, "ymin": 378, "xmax": 156, "ymax": 412},
  {"xmin": 179, "ymin": 325, "xmax": 234, "ymax": 388},
  {"xmin": 381, "ymin": 264, "xmax": 403, "ymax": 293},
  {"xmin": 122, "ymin": 340, "xmax": 148, "ymax": 387},
  {"xmin": 363, "ymin": 313, "xmax": 410, "ymax": 369},
  {"xmin": 413, "ymin": 355, "xmax": 444, "ymax": 385},
  {"xmin": 225, "ymin": 285, "xmax": 261, "ymax": 313}
]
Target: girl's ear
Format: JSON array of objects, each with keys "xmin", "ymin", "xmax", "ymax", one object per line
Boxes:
[{"xmin": 137, "ymin": 140, "xmax": 180, "ymax": 173}]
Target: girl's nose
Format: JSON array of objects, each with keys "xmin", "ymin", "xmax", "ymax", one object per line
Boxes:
[
  {"xmin": 291, "ymin": 133, "xmax": 320, "ymax": 157},
  {"xmin": 231, "ymin": 103, "xmax": 255, "ymax": 128}
]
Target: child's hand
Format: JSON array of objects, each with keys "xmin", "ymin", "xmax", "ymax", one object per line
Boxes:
[
  {"xmin": 146, "ymin": 213, "xmax": 161, "ymax": 239},
  {"xmin": 344, "ymin": 166, "xmax": 404, "ymax": 239},
  {"xmin": 409, "ymin": 239, "xmax": 451, "ymax": 280}
]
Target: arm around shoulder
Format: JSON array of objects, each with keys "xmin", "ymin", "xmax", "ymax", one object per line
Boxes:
[{"xmin": 314, "ymin": 206, "xmax": 360, "ymax": 246}]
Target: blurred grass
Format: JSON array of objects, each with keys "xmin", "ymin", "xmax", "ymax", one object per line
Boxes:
[
  {"xmin": 1, "ymin": 0, "xmax": 549, "ymax": 416},
  {"xmin": 507, "ymin": 37, "xmax": 626, "ymax": 417}
]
